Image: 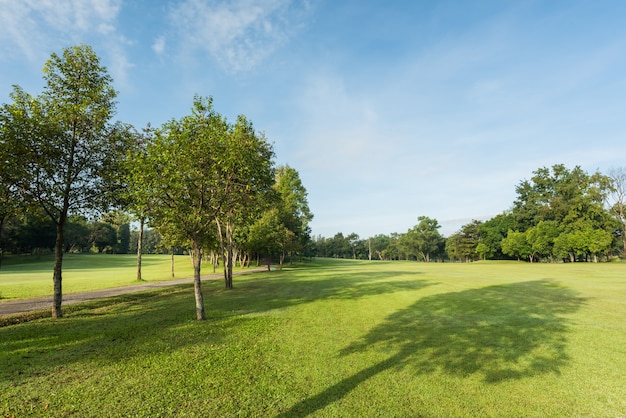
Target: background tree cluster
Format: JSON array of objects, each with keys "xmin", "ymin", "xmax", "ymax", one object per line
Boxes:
[{"xmin": 315, "ymin": 164, "xmax": 625, "ymax": 263}]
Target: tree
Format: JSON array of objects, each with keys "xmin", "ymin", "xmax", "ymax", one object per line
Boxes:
[
  {"xmin": 247, "ymin": 209, "xmax": 286, "ymax": 270},
  {"xmin": 402, "ymin": 216, "xmax": 443, "ymax": 262},
  {"xmin": 478, "ymin": 212, "xmax": 515, "ymax": 260},
  {"xmin": 512, "ymin": 164, "xmax": 613, "ymax": 232},
  {"xmin": 214, "ymin": 115, "xmax": 275, "ymax": 289},
  {"xmin": 525, "ymin": 220, "xmax": 560, "ymax": 262},
  {"xmin": 273, "ymin": 165, "xmax": 313, "ymax": 260},
  {"xmin": 446, "ymin": 220, "xmax": 482, "ymax": 262},
  {"xmin": 132, "ymin": 96, "xmax": 226, "ymax": 320},
  {"xmin": 501, "ymin": 230, "xmax": 532, "ymax": 262},
  {"xmin": 121, "ymin": 125, "xmax": 156, "ymax": 280},
  {"xmin": 369, "ymin": 234, "xmax": 391, "ymax": 260},
  {"xmin": 608, "ymin": 167, "xmax": 626, "ymax": 258},
  {"xmin": 131, "ymin": 96, "xmax": 274, "ymax": 319},
  {"xmin": 90, "ymin": 222, "xmax": 117, "ymax": 253},
  {"xmin": 1, "ymin": 45, "xmax": 125, "ymax": 317},
  {"xmin": 100, "ymin": 210, "xmax": 132, "ymax": 254},
  {"xmin": 64, "ymin": 215, "xmax": 91, "ymax": 253}
]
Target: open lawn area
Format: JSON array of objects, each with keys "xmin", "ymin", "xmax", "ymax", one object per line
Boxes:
[
  {"xmin": 0, "ymin": 254, "xmax": 201, "ymax": 300},
  {"xmin": 1, "ymin": 258, "xmax": 625, "ymax": 416}
]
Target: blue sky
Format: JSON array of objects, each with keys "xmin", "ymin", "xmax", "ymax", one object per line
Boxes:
[{"xmin": 2, "ymin": 0, "xmax": 626, "ymax": 238}]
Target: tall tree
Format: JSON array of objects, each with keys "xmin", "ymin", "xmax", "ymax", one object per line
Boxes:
[
  {"xmin": 1, "ymin": 45, "xmax": 124, "ymax": 317},
  {"xmin": 403, "ymin": 216, "xmax": 443, "ymax": 262},
  {"xmin": 215, "ymin": 115, "xmax": 275, "ymax": 288},
  {"xmin": 131, "ymin": 96, "xmax": 274, "ymax": 319},
  {"xmin": 445, "ymin": 220, "xmax": 482, "ymax": 262},
  {"xmin": 608, "ymin": 167, "xmax": 626, "ymax": 258},
  {"xmin": 478, "ymin": 212, "xmax": 515, "ymax": 260},
  {"xmin": 512, "ymin": 164, "xmax": 613, "ymax": 232},
  {"xmin": 273, "ymin": 165, "xmax": 313, "ymax": 257}
]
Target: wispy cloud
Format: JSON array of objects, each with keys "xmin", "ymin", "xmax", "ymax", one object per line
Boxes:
[
  {"xmin": 152, "ymin": 35, "xmax": 166, "ymax": 56},
  {"xmin": 0, "ymin": 0, "xmax": 130, "ymax": 84},
  {"xmin": 169, "ymin": 0, "xmax": 314, "ymax": 73}
]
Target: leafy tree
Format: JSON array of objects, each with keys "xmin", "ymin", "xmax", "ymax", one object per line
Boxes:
[
  {"xmin": 478, "ymin": 212, "xmax": 515, "ymax": 259},
  {"xmin": 247, "ymin": 209, "xmax": 286, "ymax": 270},
  {"xmin": 273, "ymin": 165, "xmax": 313, "ymax": 260},
  {"xmin": 346, "ymin": 233, "xmax": 361, "ymax": 259},
  {"xmin": 90, "ymin": 222, "xmax": 117, "ymax": 253},
  {"xmin": 525, "ymin": 220, "xmax": 560, "ymax": 262},
  {"xmin": 512, "ymin": 164, "xmax": 613, "ymax": 232},
  {"xmin": 131, "ymin": 96, "xmax": 228, "ymax": 320},
  {"xmin": 560, "ymin": 226, "xmax": 613, "ymax": 262},
  {"xmin": 100, "ymin": 210, "xmax": 132, "ymax": 254},
  {"xmin": 402, "ymin": 216, "xmax": 443, "ymax": 262},
  {"xmin": 64, "ymin": 215, "xmax": 91, "ymax": 253},
  {"xmin": 501, "ymin": 230, "xmax": 532, "ymax": 262},
  {"xmin": 214, "ymin": 115, "xmax": 275, "ymax": 288},
  {"xmin": 130, "ymin": 96, "xmax": 274, "ymax": 319},
  {"xmin": 608, "ymin": 167, "xmax": 626, "ymax": 258},
  {"xmin": 1, "ymin": 45, "xmax": 125, "ymax": 317},
  {"xmin": 369, "ymin": 234, "xmax": 391, "ymax": 260},
  {"xmin": 446, "ymin": 220, "xmax": 482, "ymax": 262}
]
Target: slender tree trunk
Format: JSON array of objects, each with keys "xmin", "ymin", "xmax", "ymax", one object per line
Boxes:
[
  {"xmin": 191, "ymin": 240, "xmax": 205, "ymax": 320},
  {"xmin": 52, "ymin": 218, "xmax": 66, "ymax": 318},
  {"xmin": 225, "ymin": 222, "xmax": 233, "ymax": 289},
  {"xmin": 215, "ymin": 217, "xmax": 229, "ymax": 286},
  {"xmin": 0, "ymin": 215, "xmax": 5, "ymax": 269},
  {"xmin": 136, "ymin": 218, "xmax": 144, "ymax": 281},
  {"xmin": 171, "ymin": 249, "xmax": 175, "ymax": 277},
  {"xmin": 622, "ymin": 221, "xmax": 626, "ymax": 259}
]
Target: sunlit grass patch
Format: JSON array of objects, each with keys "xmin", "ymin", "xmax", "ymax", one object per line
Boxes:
[{"xmin": 1, "ymin": 259, "xmax": 626, "ymax": 416}]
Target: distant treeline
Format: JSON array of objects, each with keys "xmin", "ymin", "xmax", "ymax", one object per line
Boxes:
[
  {"xmin": 0, "ymin": 210, "xmax": 163, "ymax": 257},
  {"xmin": 313, "ymin": 164, "xmax": 626, "ymax": 263}
]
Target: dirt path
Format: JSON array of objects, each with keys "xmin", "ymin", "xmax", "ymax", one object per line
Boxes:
[{"xmin": 0, "ymin": 267, "xmax": 266, "ymax": 316}]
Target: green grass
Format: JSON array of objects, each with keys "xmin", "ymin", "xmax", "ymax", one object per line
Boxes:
[
  {"xmin": 0, "ymin": 254, "xmax": 204, "ymax": 300},
  {"xmin": 1, "ymin": 258, "xmax": 625, "ymax": 416}
]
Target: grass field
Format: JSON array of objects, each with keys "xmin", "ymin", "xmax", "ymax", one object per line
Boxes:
[
  {"xmin": 1, "ymin": 258, "xmax": 625, "ymax": 416},
  {"xmin": 0, "ymin": 254, "xmax": 202, "ymax": 300}
]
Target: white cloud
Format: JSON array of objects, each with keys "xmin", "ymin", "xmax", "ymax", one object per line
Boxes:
[
  {"xmin": 169, "ymin": 0, "xmax": 314, "ymax": 73},
  {"xmin": 152, "ymin": 36, "xmax": 166, "ymax": 55},
  {"xmin": 0, "ymin": 0, "xmax": 130, "ymax": 83}
]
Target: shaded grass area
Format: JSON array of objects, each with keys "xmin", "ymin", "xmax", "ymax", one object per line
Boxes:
[{"xmin": 1, "ymin": 259, "xmax": 626, "ymax": 416}]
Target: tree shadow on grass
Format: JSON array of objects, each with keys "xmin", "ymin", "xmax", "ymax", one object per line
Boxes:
[
  {"xmin": 279, "ymin": 280, "xmax": 586, "ymax": 417},
  {"xmin": 207, "ymin": 269, "xmax": 433, "ymax": 317},
  {"xmin": 1, "ymin": 267, "xmax": 433, "ymax": 386}
]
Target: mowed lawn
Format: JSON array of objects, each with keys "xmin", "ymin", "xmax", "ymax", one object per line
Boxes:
[
  {"xmin": 1, "ymin": 258, "xmax": 625, "ymax": 417},
  {"xmin": 0, "ymin": 254, "xmax": 200, "ymax": 300}
]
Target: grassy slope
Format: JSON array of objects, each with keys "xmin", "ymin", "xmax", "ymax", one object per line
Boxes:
[{"xmin": 1, "ymin": 258, "xmax": 625, "ymax": 417}]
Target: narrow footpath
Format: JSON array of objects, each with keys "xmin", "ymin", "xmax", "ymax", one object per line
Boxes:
[{"xmin": 0, "ymin": 267, "xmax": 266, "ymax": 316}]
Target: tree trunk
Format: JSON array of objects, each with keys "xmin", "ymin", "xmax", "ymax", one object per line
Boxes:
[
  {"xmin": 171, "ymin": 250, "xmax": 175, "ymax": 277},
  {"xmin": 136, "ymin": 218, "xmax": 144, "ymax": 281},
  {"xmin": 622, "ymin": 222, "xmax": 626, "ymax": 259},
  {"xmin": 0, "ymin": 215, "xmax": 5, "ymax": 269},
  {"xmin": 191, "ymin": 240, "xmax": 205, "ymax": 320},
  {"xmin": 52, "ymin": 219, "xmax": 65, "ymax": 318},
  {"xmin": 225, "ymin": 222, "xmax": 234, "ymax": 289},
  {"xmin": 215, "ymin": 218, "xmax": 229, "ymax": 286}
]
